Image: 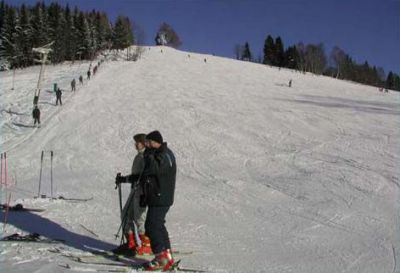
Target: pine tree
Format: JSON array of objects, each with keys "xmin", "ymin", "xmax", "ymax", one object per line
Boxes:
[
  {"xmin": 63, "ymin": 4, "xmax": 75, "ymax": 61},
  {"xmin": 74, "ymin": 11, "xmax": 92, "ymax": 59},
  {"xmin": 275, "ymin": 36, "xmax": 284, "ymax": 67},
  {"xmin": 88, "ymin": 11, "xmax": 98, "ymax": 57},
  {"xmin": 95, "ymin": 11, "xmax": 112, "ymax": 50},
  {"xmin": 31, "ymin": 2, "xmax": 49, "ymax": 48},
  {"xmin": 15, "ymin": 4, "xmax": 33, "ymax": 67},
  {"xmin": 284, "ymin": 45, "xmax": 299, "ymax": 69},
  {"xmin": 263, "ymin": 35, "xmax": 274, "ymax": 65},
  {"xmin": 386, "ymin": 72, "xmax": 394, "ymax": 90},
  {"xmin": 47, "ymin": 2, "xmax": 66, "ymax": 63},
  {"xmin": 0, "ymin": 5, "xmax": 18, "ymax": 68},
  {"xmin": 241, "ymin": 42, "xmax": 252, "ymax": 61},
  {"xmin": 1, "ymin": 1, "xmax": 114, "ymax": 67},
  {"xmin": 0, "ymin": 0, "xmax": 6, "ymax": 33},
  {"xmin": 393, "ymin": 74, "xmax": 400, "ymax": 91},
  {"xmin": 113, "ymin": 15, "xmax": 133, "ymax": 50}
]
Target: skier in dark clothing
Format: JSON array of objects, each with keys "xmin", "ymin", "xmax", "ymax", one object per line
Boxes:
[
  {"xmin": 87, "ymin": 70, "xmax": 91, "ymax": 80},
  {"xmin": 116, "ymin": 130, "xmax": 176, "ymax": 271},
  {"xmin": 56, "ymin": 88, "xmax": 62, "ymax": 106},
  {"xmin": 32, "ymin": 106, "xmax": 40, "ymax": 127},
  {"xmin": 71, "ymin": 79, "xmax": 76, "ymax": 91},
  {"xmin": 79, "ymin": 75, "xmax": 83, "ymax": 85}
]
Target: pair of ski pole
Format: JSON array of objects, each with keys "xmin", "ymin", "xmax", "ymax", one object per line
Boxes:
[
  {"xmin": 115, "ymin": 175, "xmax": 142, "ymax": 247},
  {"xmin": 1, "ymin": 152, "xmax": 12, "ymax": 232}
]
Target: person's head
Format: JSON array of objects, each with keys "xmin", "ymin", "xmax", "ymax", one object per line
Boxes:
[
  {"xmin": 133, "ymin": 133, "xmax": 146, "ymax": 151},
  {"xmin": 146, "ymin": 130, "xmax": 163, "ymax": 149}
]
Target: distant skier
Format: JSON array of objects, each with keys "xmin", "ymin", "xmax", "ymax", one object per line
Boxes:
[
  {"xmin": 87, "ymin": 70, "xmax": 91, "ymax": 80},
  {"xmin": 116, "ymin": 130, "xmax": 177, "ymax": 271},
  {"xmin": 32, "ymin": 105, "xmax": 41, "ymax": 127},
  {"xmin": 79, "ymin": 75, "xmax": 83, "ymax": 85},
  {"xmin": 289, "ymin": 79, "xmax": 292, "ymax": 88},
  {"xmin": 93, "ymin": 66, "xmax": 97, "ymax": 76},
  {"xmin": 56, "ymin": 88, "xmax": 62, "ymax": 106},
  {"xmin": 113, "ymin": 133, "xmax": 152, "ymax": 256},
  {"xmin": 71, "ymin": 79, "xmax": 76, "ymax": 91}
]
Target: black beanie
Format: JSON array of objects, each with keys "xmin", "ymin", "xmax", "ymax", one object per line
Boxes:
[
  {"xmin": 146, "ymin": 130, "xmax": 163, "ymax": 144},
  {"xmin": 133, "ymin": 133, "xmax": 146, "ymax": 144}
]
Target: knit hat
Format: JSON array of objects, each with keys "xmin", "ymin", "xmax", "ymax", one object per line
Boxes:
[
  {"xmin": 146, "ymin": 130, "xmax": 163, "ymax": 144},
  {"xmin": 133, "ymin": 133, "xmax": 146, "ymax": 144}
]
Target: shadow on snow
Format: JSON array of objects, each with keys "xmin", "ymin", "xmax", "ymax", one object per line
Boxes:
[{"xmin": 0, "ymin": 209, "xmax": 148, "ymax": 266}]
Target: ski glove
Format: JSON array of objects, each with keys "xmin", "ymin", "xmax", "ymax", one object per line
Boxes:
[{"xmin": 115, "ymin": 173, "xmax": 127, "ymax": 185}]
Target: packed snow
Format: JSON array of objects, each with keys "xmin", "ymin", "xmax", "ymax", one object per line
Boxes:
[{"xmin": 0, "ymin": 46, "xmax": 399, "ymax": 273}]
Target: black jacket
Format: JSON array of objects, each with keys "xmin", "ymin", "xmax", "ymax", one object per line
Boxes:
[
  {"xmin": 32, "ymin": 108, "xmax": 40, "ymax": 119},
  {"xmin": 56, "ymin": 89, "xmax": 62, "ymax": 98},
  {"xmin": 129, "ymin": 143, "xmax": 176, "ymax": 207}
]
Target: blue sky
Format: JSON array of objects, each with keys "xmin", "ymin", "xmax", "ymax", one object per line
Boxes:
[{"xmin": 9, "ymin": 0, "xmax": 400, "ymax": 74}]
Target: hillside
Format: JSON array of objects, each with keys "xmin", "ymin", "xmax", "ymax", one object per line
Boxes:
[{"xmin": 0, "ymin": 46, "xmax": 399, "ymax": 273}]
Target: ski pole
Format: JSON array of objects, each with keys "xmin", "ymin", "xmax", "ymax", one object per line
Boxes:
[
  {"xmin": 4, "ymin": 152, "xmax": 7, "ymax": 189},
  {"xmin": 3, "ymin": 154, "xmax": 10, "ymax": 232},
  {"xmin": 114, "ymin": 179, "xmax": 141, "ymax": 243},
  {"xmin": 114, "ymin": 184, "xmax": 136, "ymax": 241},
  {"xmin": 50, "ymin": 151, "xmax": 54, "ymax": 199},
  {"xmin": 117, "ymin": 181, "xmax": 125, "ymax": 244},
  {"xmin": 3, "ymin": 192, "xmax": 11, "ymax": 232},
  {"xmin": 38, "ymin": 151, "xmax": 44, "ymax": 197}
]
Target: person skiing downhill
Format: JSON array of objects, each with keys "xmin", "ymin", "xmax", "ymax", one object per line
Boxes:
[
  {"xmin": 116, "ymin": 130, "xmax": 177, "ymax": 271},
  {"xmin": 113, "ymin": 134, "xmax": 152, "ymax": 256}
]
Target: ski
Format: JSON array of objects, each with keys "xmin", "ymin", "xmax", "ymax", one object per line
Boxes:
[
  {"xmin": 63, "ymin": 255, "xmax": 135, "ymax": 267},
  {"xmin": 63, "ymin": 256, "xmax": 206, "ymax": 272},
  {"xmin": 1, "ymin": 233, "xmax": 65, "ymax": 243},
  {"xmin": 57, "ymin": 195, "xmax": 93, "ymax": 202},
  {"xmin": 49, "ymin": 247, "xmax": 137, "ymax": 264},
  {"xmin": 87, "ymin": 248, "xmax": 192, "ymax": 259},
  {"xmin": 34, "ymin": 195, "xmax": 93, "ymax": 202},
  {"xmin": 49, "ymin": 245, "xmax": 198, "ymax": 272},
  {"xmin": 0, "ymin": 203, "xmax": 45, "ymax": 212}
]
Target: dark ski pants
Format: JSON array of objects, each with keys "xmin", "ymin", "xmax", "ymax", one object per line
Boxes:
[
  {"xmin": 56, "ymin": 98, "xmax": 62, "ymax": 105},
  {"xmin": 145, "ymin": 206, "xmax": 171, "ymax": 254}
]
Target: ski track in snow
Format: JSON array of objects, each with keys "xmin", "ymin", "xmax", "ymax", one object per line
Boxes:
[{"xmin": 0, "ymin": 46, "xmax": 399, "ymax": 273}]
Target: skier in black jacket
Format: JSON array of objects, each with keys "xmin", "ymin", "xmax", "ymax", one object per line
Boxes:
[
  {"xmin": 55, "ymin": 88, "xmax": 62, "ymax": 106},
  {"xmin": 32, "ymin": 106, "xmax": 41, "ymax": 127},
  {"xmin": 116, "ymin": 130, "xmax": 176, "ymax": 271}
]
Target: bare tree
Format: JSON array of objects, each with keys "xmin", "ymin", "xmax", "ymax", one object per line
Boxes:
[
  {"xmin": 304, "ymin": 43, "xmax": 326, "ymax": 75},
  {"xmin": 234, "ymin": 44, "xmax": 243, "ymax": 60},
  {"xmin": 130, "ymin": 21, "xmax": 145, "ymax": 61},
  {"xmin": 155, "ymin": 22, "xmax": 182, "ymax": 48},
  {"xmin": 296, "ymin": 42, "xmax": 306, "ymax": 73},
  {"xmin": 330, "ymin": 46, "xmax": 346, "ymax": 78}
]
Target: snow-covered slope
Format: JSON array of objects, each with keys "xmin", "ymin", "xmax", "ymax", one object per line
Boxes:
[{"xmin": 0, "ymin": 46, "xmax": 399, "ymax": 273}]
